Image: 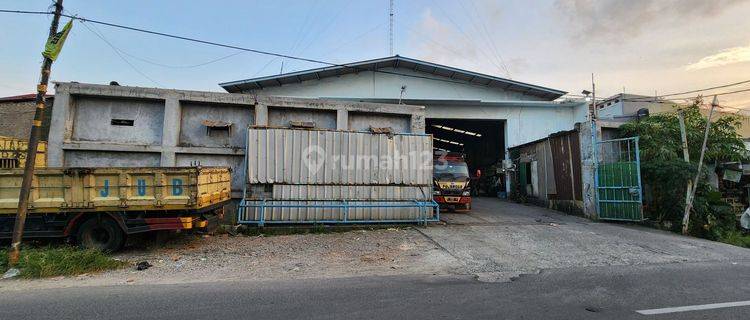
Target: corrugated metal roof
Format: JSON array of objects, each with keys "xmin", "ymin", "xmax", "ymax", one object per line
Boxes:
[{"xmin": 219, "ymin": 56, "xmax": 567, "ymax": 100}]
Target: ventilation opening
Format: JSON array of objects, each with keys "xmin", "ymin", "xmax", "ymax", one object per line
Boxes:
[
  {"xmin": 111, "ymin": 119, "xmax": 134, "ymax": 126},
  {"xmin": 0, "ymin": 158, "xmax": 20, "ymax": 169},
  {"xmin": 203, "ymin": 120, "xmax": 233, "ymax": 137}
]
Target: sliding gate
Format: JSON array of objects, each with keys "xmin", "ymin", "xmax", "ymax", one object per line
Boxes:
[{"xmin": 595, "ymin": 137, "xmax": 644, "ymax": 221}]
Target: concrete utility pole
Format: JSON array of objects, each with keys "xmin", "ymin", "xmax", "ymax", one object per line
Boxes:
[
  {"xmin": 678, "ymin": 110, "xmax": 692, "ymax": 233},
  {"xmin": 591, "ymin": 73, "xmax": 597, "ymax": 119},
  {"xmin": 682, "ymin": 95, "xmax": 718, "ymax": 235},
  {"xmin": 8, "ymin": 0, "xmax": 64, "ymax": 267}
]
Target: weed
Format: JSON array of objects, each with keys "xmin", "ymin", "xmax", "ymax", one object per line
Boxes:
[{"xmin": 0, "ymin": 246, "xmax": 127, "ymax": 279}]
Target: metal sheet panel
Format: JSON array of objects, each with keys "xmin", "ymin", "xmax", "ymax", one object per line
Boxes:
[
  {"xmin": 239, "ymin": 200, "xmax": 437, "ymax": 223},
  {"xmin": 267, "ymin": 185, "xmax": 431, "ymax": 201},
  {"xmin": 247, "ymin": 128, "xmax": 432, "ymax": 186}
]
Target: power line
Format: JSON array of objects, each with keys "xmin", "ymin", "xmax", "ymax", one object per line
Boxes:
[
  {"xmin": 120, "ymin": 50, "xmax": 245, "ymax": 69},
  {"xmin": 620, "ymin": 87, "xmax": 750, "ymax": 103},
  {"xmin": 79, "ymin": 19, "xmax": 161, "ymax": 86},
  {"xmin": 0, "ymin": 8, "xmax": 522, "ymax": 88},
  {"xmin": 626, "ymin": 79, "xmax": 750, "ymax": 102},
  {"xmin": 428, "ymin": 0, "xmax": 507, "ymax": 77}
]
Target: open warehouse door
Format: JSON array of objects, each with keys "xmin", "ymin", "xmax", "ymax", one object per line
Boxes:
[{"xmin": 426, "ymin": 119, "xmax": 505, "ymax": 211}]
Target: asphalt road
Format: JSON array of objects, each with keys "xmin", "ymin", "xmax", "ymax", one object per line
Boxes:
[{"xmin": 2, "ymin": 260, "xmax": 749, "ymax": 319}]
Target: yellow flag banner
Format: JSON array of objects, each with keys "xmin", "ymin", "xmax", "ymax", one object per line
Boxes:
[{"xmin": 42, "ymin": 20, "xmax": 73, "ymax": 61}]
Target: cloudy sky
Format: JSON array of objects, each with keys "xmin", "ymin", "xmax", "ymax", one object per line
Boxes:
[{"xmin": 1, "ymin": 0, "xmax": 749, "ymax": 107}]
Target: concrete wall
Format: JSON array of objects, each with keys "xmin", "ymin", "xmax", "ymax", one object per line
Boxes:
[
  {"xmin": 64, "ymin": 150, "xmax": 160, "ymax": 167},
  {"xmin": 72, "ymin": 96, "xmax": 164, "ymax": 145},
  {"xmin": 48, "ymin": 82, "xmax": 426, "ymax": 198},
  {"xmin": 179, "ymin": 102, "xmax": 253, "ymax": 148},
  {"xmin": 268, "ymin": 107, "xmax": 337, "ymax": 129},
  {"xmin": 348, "ymin": 112, "xmax": 410, "ymax": 132}
]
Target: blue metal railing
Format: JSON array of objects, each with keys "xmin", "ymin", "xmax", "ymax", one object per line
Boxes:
[{"xmin": 237, "ymin": 199, "xmax": 440, "ymax": 226}]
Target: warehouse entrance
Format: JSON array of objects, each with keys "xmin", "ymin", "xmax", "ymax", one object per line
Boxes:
[{"xmin": 426, "ymin": 118, "xmax": 505, "ymax": 197}]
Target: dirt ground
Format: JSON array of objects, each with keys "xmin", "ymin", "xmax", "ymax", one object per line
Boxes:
[{"xmin": 0, "ymin": 227, "xmax": 461, "ymax": 291}]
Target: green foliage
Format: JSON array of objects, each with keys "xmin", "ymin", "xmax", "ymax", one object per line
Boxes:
[
  {"xmin": 619, "ymin": 99, "xmax": 747, "ymax": 163},
  {"xmin": 689, "ymin": 190, "xmax": 737, "ymax": 240},
  {"xmin": 618, "ymin": 98, "xmax": 747, "ymax": 238},
  {"xmin": 0, "ymin": 246, "xmax": 126, "ymax": 278},
  {"xmin": 640, "ymin": 160, "xmax": 693, "ymax": 224},
  {"xmin": 720, "ymin": 230, "xmax": 750, "ymax": 248}
]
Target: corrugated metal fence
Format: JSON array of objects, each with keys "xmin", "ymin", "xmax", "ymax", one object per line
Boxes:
[{"xmin": 239, "ymin": 128, "xmax": 437, "ymax": 225}]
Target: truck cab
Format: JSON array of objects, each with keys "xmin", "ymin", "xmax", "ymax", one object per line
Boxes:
[{"xmin": 433, "ymin": 152, "xmax": 472, "ymax": 212}]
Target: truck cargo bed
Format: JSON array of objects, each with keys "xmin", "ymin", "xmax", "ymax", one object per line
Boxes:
[{"xmin": 0, "ymin": 167, "xmax": 231, "ymax": 214}]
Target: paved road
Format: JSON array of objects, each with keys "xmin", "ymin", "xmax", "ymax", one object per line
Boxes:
[
  {"xmin": 428, "ymin": 198, "xmax": 750, "ymax": 280},
  {"xmin": 2, "ymin": 260, "xmax": 749, "ymax": 319}
]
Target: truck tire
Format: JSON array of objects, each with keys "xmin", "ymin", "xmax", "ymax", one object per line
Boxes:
[{"xmin": 76, "ymin": 217, "xmax": 125, "ymax": 252}]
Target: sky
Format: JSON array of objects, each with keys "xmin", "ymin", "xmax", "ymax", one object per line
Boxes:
[{"xmin": 1, "ymin": 0, "xmax": 749, "ymax": 108}]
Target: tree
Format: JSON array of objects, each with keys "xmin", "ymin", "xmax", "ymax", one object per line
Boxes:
[{"xmin": 618, "ymin": 98, "xmax": 747, "ymax": 234}]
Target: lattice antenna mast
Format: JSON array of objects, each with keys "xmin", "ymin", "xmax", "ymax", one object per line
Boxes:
[{"xmin": 389, "ymin": 0, "xmax": 394, "ymax": 55}]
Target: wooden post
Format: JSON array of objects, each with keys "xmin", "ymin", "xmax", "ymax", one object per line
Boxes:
[
  {"xmin": 682, "ymin": 96, "xmax": 718, "ymax": 235},
  {"xmin": 678, "ymin": 110, "xmax": 692, "ymax": 233},
  {"xmin": 8, "ymin": 0, "xmax": 64, "ymax": 266}
]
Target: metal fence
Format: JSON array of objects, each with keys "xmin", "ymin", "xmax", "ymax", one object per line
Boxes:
[{"xmin": 238, "ymin": 199, "xmax": 439, "ymax": 226}]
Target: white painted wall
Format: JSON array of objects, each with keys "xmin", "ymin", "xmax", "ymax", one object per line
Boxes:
[
  {"xmin": 425, "ymin": 102, "xmax": 587, "ymax": 148},
  {"xmin": 241, "ymin": 68, "xmax": 589, "ymax": 149},
  {"xmin": 243, "ymin": 68, "xmax": 549, "ymax": 102}
]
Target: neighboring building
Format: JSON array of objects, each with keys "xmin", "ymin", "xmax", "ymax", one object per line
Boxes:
[
  {"xmin": 0, "ymin": 94, "xmax": 54, "ymax": 140},
  {"xmin": 220, "ymin": 56, "xmax": 589, "ymax": 193},
  {"xmin": 596, "ymin": 93, "xmax": 674, "ymax": 120},
  {"xmin": 597, "ymin": 93, "xmax": 750, "ymax": 139},
  {"xmin": 508, "ymin": 127, "xmax": 584, "ymax": 214}
]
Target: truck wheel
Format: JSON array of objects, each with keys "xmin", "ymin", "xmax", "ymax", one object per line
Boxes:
[{"xmin": 76, "ymin": 218, "xmax": 125, "ymax": 252}]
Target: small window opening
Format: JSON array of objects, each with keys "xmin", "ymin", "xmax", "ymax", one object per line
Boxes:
[
  {"xmin": 289, "ymin": 121, "xmax": 315, "ymax": 128},
  {"xmin": 203, "ymin": 120, "xmax": 233, "ymax": 137},
  {"xmin": 111, "ymin": 119, "xmax": 134, "ymax": 126}
]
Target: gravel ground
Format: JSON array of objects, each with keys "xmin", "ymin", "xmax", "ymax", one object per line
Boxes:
[{"xmin": 1, "ymin": 228, "xmax": 461, "ymax": 291}]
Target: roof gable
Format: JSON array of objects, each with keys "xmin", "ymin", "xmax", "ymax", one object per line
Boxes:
[{"xmin": 220, "ymin": 56, "xmax": 566, "ymax": 100}]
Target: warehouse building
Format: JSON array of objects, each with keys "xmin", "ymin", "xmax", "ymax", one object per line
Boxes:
[
  {"xmin": 220, "ymin": 56, "xmax": 589, "ymax": 194},
  {"xmin": 47, "ymin": 82, "xmax": 426, "ymax": 199}
]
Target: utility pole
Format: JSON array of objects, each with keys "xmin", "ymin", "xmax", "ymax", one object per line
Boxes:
[
  {"xmin": 678, "ymin": 110, "xmax": 692, "ymax": 233},
  {"xmin": 8, "ymin": 0, "xmax": 65, "ymax": 267},
  {"xmin": 591, "ymin": 73, "xmax": 597, "ymax": 119},
  {"xmin": 682, "ymin": 95, "xmax": 718, "ymax": 235}
]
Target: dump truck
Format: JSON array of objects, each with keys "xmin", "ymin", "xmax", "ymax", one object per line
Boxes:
[
  {"xmin": 0, "ymin": 166, "xmax": 231, "ymax": 251},
  {"xmin": 433, "ymin": 152, "xmax": 472, "ymax": 211}
]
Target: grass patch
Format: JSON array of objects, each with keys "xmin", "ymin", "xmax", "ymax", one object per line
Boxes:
[
  {"xmin": 719, "ymin": 231, "xmax": 750, "ymax": 249},
  {"xmin": 0, "ymin": 246, "xmax": 127, "ymax": 279}
]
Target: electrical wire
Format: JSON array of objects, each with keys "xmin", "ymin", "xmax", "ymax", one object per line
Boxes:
[
  {"xmin": 119, "ymin": 50, "xmax": 245, "ymax": 69},
  {"xmin": 0, "ymin": 8, "xmax": 555, "ymax": 91},
  {"xmin": 625, "ymin": 80, "xmax": 750, "ymax": 102},
  {"xmin": 428, "ymin": 0, "xmax": 507, "ymax": 77},
  {"xmin": 79, "ymin": 19, "xmax": 161, "ymax": 86}
]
